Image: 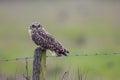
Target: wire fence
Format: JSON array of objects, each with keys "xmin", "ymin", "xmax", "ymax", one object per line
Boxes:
[
  {"xmin": 0, "ymin": 52, "xmax": 120, "ymax": 62},
  {"xmin": 0, "ymin": 52, "xmax": 120, "ymax": 80}
]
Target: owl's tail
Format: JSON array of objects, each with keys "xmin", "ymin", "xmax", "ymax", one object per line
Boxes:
[{"xmin": 59, "ymin": 49, "xmax": 69, "ymax": 56}]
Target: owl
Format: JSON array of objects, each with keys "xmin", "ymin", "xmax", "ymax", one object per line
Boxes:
[{"xmin": 29, "ymin": 22, "xmax": 69, "ymax": 56}]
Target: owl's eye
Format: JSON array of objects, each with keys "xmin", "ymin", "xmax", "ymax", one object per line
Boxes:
[
  {"xmin": 32, "ymin": 25, "xmax": 36, "ymax": 28},
  {"xmin": 38, "ymin": 24, "xmax": 41, "ymax": 28}
]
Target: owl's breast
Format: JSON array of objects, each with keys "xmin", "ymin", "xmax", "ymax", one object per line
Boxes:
[{"xmin": 29, "ymin": 29, "xmax": 39, "ymax": 45}]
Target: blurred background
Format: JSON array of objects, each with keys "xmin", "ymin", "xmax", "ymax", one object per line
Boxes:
[{"xmin": 0, "ymin": 0, "xmax": 120, "ymax": 80}]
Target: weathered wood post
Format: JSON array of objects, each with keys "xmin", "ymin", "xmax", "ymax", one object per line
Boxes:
[{"xmin": 32, "ymin": 47, "xmax": 46, "ymax": 80}]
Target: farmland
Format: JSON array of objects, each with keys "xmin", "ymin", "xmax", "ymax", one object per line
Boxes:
[{"xmin": 0, "ymin": 1, "xmax": 120, "ymax": 80}]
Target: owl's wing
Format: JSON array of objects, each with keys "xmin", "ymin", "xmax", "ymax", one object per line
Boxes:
[
  {"xmin": 37, "ymin": 29, "xmax": 69, "ymax": 56},
  {"xmin": 38, "ymin": 29, "xmax": 55, "ymax": 43}
]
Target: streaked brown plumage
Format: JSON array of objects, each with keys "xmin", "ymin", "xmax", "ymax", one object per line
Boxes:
[{"xmin": 29, "ymin": 22, "xmax": 69, "ymax": 56}]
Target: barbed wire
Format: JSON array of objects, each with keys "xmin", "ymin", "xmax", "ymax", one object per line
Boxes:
[
  {"xmin": 0, "ymin": 57, "xmax": 33, "ymax": 62},
  {"xmin": 0, "ymin": 52, "xmax": 120, "ymax": 62}
]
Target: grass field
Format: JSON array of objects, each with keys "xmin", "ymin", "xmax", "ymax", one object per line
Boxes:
[{"xmin": 0, "ymin": 1, "xmax": 120, "ymax": 80}]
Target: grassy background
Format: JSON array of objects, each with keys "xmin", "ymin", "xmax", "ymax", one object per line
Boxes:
[{"xmin": 0, "ymin": 1, "xmax": 120, "ymax": 80}]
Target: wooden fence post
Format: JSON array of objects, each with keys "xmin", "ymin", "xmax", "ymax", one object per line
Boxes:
[{"xmin": 32, "ymin": 47, "xmax": 46, "ymax": 80}]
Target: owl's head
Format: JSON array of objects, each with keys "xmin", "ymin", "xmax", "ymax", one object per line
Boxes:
[{"xmin": 30, "ymin": 22, "xmax": 43, "ymax": 30}]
